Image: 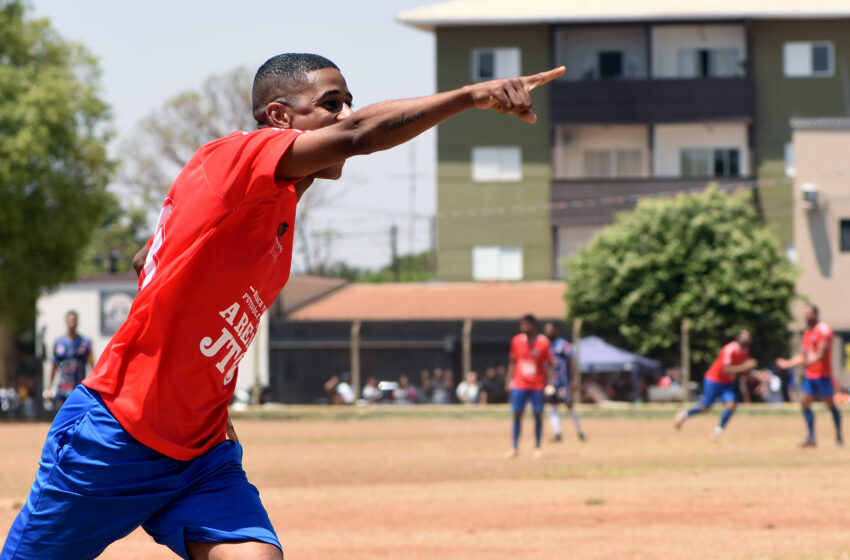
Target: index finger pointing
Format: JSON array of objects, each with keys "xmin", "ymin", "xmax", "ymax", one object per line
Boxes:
[{"xmin": 524, "ymin": 66, "xmax": 566, "ymax": 91}]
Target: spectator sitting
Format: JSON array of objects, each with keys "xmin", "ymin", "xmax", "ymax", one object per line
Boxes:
[
  {"xmin": 456, "ymin": 370, "xmax": 481, "ymax": 404},
  {"xmin": 324, "ymin": 372, "xmax": 355, "ymax": 405},
  {"xmin": 429, "ymin": 368, "xmax": 451, "ymax": 405},
  {"xmin": 419, "ymin": 369, "xmax": 432, "ymax": 402},
  {"xmin": 480, "ymin": 366, "xmax": 508, "ymax": 404},
  {"xmin": 657, "ymin": 367, "xmax": 682, "ymax": 388},
  {"xmin": 361, "ymin": 376, "xmax": 383, "ymax": 404},
  {"xmin": 392, "ymin": 374, "xmax": 419, "ymax": 405}
]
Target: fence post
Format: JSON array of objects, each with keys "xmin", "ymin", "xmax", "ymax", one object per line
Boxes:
[
  {"xmin": 681, "ymin": 317, "xmax": 691, "ymax": 403},
  {"xmin": 462, "ymin": 318, "xmax": 473, "ymax": 378},
  {"xmin": 350, "ymin": 320, "xmax": 362, "ymax": 398},
  {"xmin": 572, "ymin": 318, "xmax": 583, "ymax": 401}
]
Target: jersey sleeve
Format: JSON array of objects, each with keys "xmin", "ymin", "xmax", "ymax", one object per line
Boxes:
[
  {"xmin": 543, "ymin": 339, "xmax": 554, "ymax": 365},
  {"xmin": 198, "ymin": 128, "xmax": 303, "ymax": 209},
  {"xmin": 722, "ymin": 343, "xmax": 737, "ymax": 365},
  {"xmin": 509, "ymin": 336, "xmax": 518, "ymax": 362}
]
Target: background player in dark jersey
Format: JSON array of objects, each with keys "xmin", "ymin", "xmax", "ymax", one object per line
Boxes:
[
  {"xmin": 543, "ymin": 322, "xmax": 586, "ymax": 442},
  {"xmin": 2, "ymin": 54, "xmax": 564, "ymax": 560}
]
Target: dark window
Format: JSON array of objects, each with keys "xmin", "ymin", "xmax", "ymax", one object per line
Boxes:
[
  {"xmin": 713, "ymin": 148, "xmax": 740, "ymax": 177},
  {"xmin": 841, "ymin": 219, "xmax": 850, "ymax": 253},
  {"xmin": 698, "ymin": 50, "xmax": 711, "ymax": 78},
  {"xmin": 477, "ymin": 51, "xmax": 494, "ymax": 80},
  {"xmin": 598, "ymin": 51, "xmax": 623, "ymax": 79},
  {"xmin": 812, "ymin": 44, "xmax": 831, "ymax": 73}
]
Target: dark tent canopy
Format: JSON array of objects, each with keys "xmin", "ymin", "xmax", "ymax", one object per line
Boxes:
[{"xmin": 576, "ymin": 336, "xmax": 664, "ymax": 402}]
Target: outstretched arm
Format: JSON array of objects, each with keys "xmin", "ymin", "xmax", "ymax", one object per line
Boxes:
[{"xmin": 276, "ymin": 67, "xmax": 565, "ymax": 180}]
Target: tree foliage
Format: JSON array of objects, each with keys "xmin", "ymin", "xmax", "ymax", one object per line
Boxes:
[
  {"xmin": 0, "ymin": 1, "xmax": 114, "ymax": 331},
  {"xmin": 118, "ymin": 66, "xmax": 255, "ymax": 219},
  {"xmin": 565, "ymin": 188, "xmax": 797, "ymax": 366}
]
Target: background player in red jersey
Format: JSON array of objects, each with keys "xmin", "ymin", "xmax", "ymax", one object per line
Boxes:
[
  {"xmin": 776, "ymin": 304, "xmax": 841, "ymax": 447},
  {"xmin": 505, "ymin": 314, "xmax": 554, "ymax": 458},
  {"xmin": 675, "ymin": 330, "xmax": 757, "ymax": 440},
  {"xmin": 2, "ymin": 54, "xmax": 564, "ymax": 560}
]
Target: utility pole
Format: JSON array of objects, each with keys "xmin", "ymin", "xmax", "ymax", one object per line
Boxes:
[
  {"xmin": 408, "ymin": 144, "xmax": 416, "ymax": 255},
  {"xmin": 390, "ymin": 224, "xmax": 399, "ymax": 281}
]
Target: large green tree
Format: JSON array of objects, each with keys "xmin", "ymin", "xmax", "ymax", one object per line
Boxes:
[
  {"xmin": 0, "ymin": 1, "xmax": 114, "ymax": 331},
  {"xmin": 565, "ymin": 188, "xmax": 797, "ymax": 366}
]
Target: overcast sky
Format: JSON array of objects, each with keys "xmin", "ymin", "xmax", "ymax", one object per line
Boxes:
[{"xmin": 31, "ymin": 0, "xmax": 437, "ymax": 271}]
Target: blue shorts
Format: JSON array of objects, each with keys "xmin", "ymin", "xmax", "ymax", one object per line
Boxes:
[
  {"xmin": 1, "ymin": 386, "xmax": 280, "ymax": 560},
  {"xmin": 801, "ymin": 377, "xmax": 835, "ymax": 399},
  {"xmin": 511, "ymin": 389, "xmax": 544, "ymax": 415},
  {"xmin": 701, "ymin": 379, "xmax": 737, "ymax": 407}
]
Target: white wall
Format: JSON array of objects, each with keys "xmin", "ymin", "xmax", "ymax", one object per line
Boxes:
[
  {"xmin": 36, "ymin": 283, "xmax": 269, "ymax": 397},
  {"xmin": 553, "ymin": 125, "xmax": 650, "ymax": 179},
  {"xmin": 554, "ymin": 26, "xmax": 647, "ymax": 80},
  {"xmin": 651, "ymin": 24, "xmax": 746, "ymax": 78},
  {"xmin": 653, "ymin": 122, "xmax": 750, "ymax": 177}
]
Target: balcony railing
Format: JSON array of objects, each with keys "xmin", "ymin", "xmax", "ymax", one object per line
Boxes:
[
  {"xmin": 549, "ymin": 177, "xmax": 752, "ymax": 226},
  {"xmin": 551, "ymin": 78, "xmax": 754, "ymax": 124}
]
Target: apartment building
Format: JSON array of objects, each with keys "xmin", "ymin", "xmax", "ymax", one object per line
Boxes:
[{"xmin": 398, "ymin": 1, "xmax": 850, "ymax": 281}]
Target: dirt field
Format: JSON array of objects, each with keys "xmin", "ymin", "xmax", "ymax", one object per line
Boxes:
[{"xmin": 2, "ymin": 405, "xmax": 850, "ymax": 559}]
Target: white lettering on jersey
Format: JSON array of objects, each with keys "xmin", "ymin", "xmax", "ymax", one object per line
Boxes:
[
  {"xmin": 200, "ymin": 296, "xmax": 264, "ymax": 385},
  {"xmin": 141, "ymin": 198, "xmax": 173, "ymax": 291}
]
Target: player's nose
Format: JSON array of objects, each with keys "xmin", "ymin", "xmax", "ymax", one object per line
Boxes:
[{"xmin": 337, "ymin": 103, "xmax": 353, "ymax": 121}]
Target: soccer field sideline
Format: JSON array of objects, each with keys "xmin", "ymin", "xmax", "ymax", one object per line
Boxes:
[{"xmin": 229, "ymin": 401, "xmax": 836, "ymax": 422}]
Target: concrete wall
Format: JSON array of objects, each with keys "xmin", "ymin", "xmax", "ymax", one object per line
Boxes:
[
  {"xmin": 435, "ymin": 25, "xmax": 553, "ymax": 281},
  {"xmin": 751, "ymin": 19, "xmax": 850, "ymax": 250},
  {"xmin": 653, "ymin": 122, "xmax": 750, "ymax": 176},
  {"xmin": 651, "ymin": 24, "xmax": 746, "ymax": 78},
  {"xmin": 792, "ymin": 126, "xmax": 850, "ymax": 330}
]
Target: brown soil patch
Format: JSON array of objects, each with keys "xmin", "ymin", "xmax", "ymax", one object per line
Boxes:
[{"xmin": 2, "ymin": 408, "xmax": 849, "ymax": 559}]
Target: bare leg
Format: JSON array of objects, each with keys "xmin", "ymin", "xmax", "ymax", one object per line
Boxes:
[{"xmin": 187, "ymin": 540, "xmax": 283, "ymax": 560}]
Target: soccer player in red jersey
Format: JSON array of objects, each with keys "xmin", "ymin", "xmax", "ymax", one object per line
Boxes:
[
  {"xmin": 1, "ymin": 55, "xmax": 565, "ymax": 560},
  {"xmin": 675, "ymin": 330, "xmax": 757, "ymax": 439},
  {"xmin": 506, "ymin": 314, "xmax": 554, "ymax": 458},
  {"xmin": 776, "ymin": 304, "xmax": 841, "ymax": 447}
]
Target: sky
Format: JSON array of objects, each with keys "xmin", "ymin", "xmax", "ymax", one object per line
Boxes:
[{"xmin": 31, "ymin": 0, "xmax": 438, "ymax": 271}]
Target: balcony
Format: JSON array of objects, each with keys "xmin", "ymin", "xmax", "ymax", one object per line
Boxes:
[
  {"xmin": 551, "ymin": 78, "xmax": 754, "ymax": 124},
  {"xmin": 550, "ymin": 177, "xmax": 752, "ymax": 227}
]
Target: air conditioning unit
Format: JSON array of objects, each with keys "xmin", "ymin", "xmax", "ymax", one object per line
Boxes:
[{"xmin": 801, "ymin": 183, "xmax": 818, "ymax": 210}]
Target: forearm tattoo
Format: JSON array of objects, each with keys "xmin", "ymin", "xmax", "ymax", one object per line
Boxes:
[{"xmin": 378, "ymin": 110, "xmax": 426, "ymax": 133}]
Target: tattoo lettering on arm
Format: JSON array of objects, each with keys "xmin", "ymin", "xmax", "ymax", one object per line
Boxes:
[{"xmin": 377, "ymin": 110, "xmax": 426, "ymax": 133}]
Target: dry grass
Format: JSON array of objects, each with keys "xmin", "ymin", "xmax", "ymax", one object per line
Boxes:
[{"xmin": 2, "ymin": 404, "xmax": 849, "ymax": 559}]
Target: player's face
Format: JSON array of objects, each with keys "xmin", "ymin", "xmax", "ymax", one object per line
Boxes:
[
  {"xmin": 65, "ymin": 313, "xmax": 77, "ymax": 331},
  {"xmin": 804, "ymin": 307, "xmax": 818, "ymax": 327},
  {"xmin": 288, "ymin": 68, "xmax": 353, "ymax": 179},
  {"xmin": 520, "ymin": 319, "xmax": 535, "ymax": 336}
]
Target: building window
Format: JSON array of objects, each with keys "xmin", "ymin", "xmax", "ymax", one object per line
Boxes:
[
  {"xmin": 583, "ymin": 149, "xmax": 643, "ymax": 178},
  {"xmin": 784, "ymin": 142, "xmax": 795, "ymax": 177},
  {"xmin": 841, "ymin": 220, "xmax": 850, "ymax": 253},
  {"xmin": 677, "ymin": 48, "xmax": 742, "ymax": 78},
  {"xmin": 783, "ymin": 42, "xmax": 834, "ymax": 78},
  {"xmin": 471, "ymin": 146, "xmax": 522, "ymax": 182},
  {"xmin": 598, "ymin": 51, "xmax": 623, "ymax": 79},
  {"xmin": 472, "ymin": 246, "xmax": 523, "ymax": 281},
  {"xmin": 471, "ymin": 48, "xmax": 521, "ymax": 82},
  {"xmin": 681, "ymin": 148, "xmax": 740, "ymax": 177}
]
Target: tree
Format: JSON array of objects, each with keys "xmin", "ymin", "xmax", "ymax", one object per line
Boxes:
[
  {"xmin": 118, "ymin": 66, "xmax": 255, "ymax": 219},
  {"xmin": 565, "ymin": 187, "xmax": 797, "ymax": 366},
  {"xmin": 0, "ymin": 1, "xmax": 114, "ymax": 331}
]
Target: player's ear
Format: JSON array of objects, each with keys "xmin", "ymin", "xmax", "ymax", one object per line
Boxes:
[{"xmin": 266, "ymin": 101, "xmax": 295, "ymax": 129}]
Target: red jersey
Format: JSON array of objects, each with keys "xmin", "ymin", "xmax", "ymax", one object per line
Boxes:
[
  {"xmin": 84, "ymin": 128, "xmax": 302, "ymax": 460},
  {"xmin": 705, "ymin": 341, "xmax": 750, "ymax": 384},
  {"xmin": 509, "ymin": 333, "xmax": 553, "ymax": 391},
  {"xmin": 803, "ymin": 322, "xmax": 834, "ymax": 379}
]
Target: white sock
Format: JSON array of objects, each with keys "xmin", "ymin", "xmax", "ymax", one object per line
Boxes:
[
  {"xmin": 569, "ymin": 408, "xmax": 583, "ymax": 435},
  {"xmin": 549, "ymin": 405, "xmax": 562, "ymax": 435}
]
